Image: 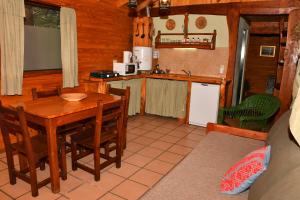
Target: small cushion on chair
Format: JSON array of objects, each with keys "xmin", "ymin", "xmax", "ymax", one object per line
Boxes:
[{"xmin": 220, "ymin": 145, "xmax": 271, "ymax": 194}]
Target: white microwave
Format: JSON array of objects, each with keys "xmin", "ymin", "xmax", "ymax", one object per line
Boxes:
[{"xmin": 113, "ymin": 62, "xmax": 137, "ymax": 76}]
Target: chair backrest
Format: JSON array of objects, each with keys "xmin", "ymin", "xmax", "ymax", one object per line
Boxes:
[
  {"xmin": 240, "ymin": 94, "xmax": 280, "ymax": 117},
  {"xmin": 107, "ymin": 85, "xmax": 130, "ymax": 125},
  {"xmin": 93, "ymin": 98, "xmax": 125, "ymax": 148},
  {"xmin": 32, "ymin": 87, "xmax": 61, "ymax": 100},
  {"xmin": 0, "ymin": 102, "xmax": 35, "ymax": 164}
]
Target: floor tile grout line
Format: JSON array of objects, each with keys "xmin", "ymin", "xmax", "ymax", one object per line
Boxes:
[
  {"xmin": 55, "ymin": 194, "xmax": 68, "ymax": 200},
  {"xmin": 0, "ymin": 114, "xmax": 204, "ymax": 200},
  {"xmin": 104, "ymin": 128, "xmax": 193, "ymax": 199},
  {"xmin": 97, "ymin": 191, "xmax": 127, "ymax": 200},
  {"xmin": 0, "ymin": 188, "xmax": 15, "ymax": 200}
]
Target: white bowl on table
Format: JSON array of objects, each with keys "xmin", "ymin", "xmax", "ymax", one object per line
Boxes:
[{"xmin": 61, "ymin": 93, "xmax": 87, "ymax": 102}]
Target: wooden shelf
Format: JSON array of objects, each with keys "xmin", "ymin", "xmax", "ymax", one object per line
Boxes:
[{"xmin": 155, "ymin": 30, "xmax": 217, "ymax": 50}]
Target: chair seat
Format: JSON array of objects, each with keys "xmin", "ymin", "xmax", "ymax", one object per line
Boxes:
[
  {"xmin": 71, "ymin": 127, "xmax": 117, "ymax": 149},
  {"xmin": 57, "ymin": 118, "xmax": 94, "ymax": 136},
  {"xmin": 12, "ymin": 134, "xmax": 48, "ymax": 162}
]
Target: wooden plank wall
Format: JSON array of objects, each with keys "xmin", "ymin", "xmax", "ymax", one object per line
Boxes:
[
  {"xmin": 244, "ymin": 35, "xmax": 279, "ymax": 95},
  {"xmin": 117, "ymin": 0, "xmax": 275, "ymax": 7},
  {"xmin": 0, "ymin": 0, "xmax": 132, "ymax": 105},
  {"xmin": 0, "ymin": 0, "xmax": 132, "ymax": 150},
  {"xmin": 169, "ymin": 0, "xmax": 275, "ymax": 6}
]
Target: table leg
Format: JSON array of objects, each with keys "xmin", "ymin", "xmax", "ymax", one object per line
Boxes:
[{"xmin": 45, "ymin": 120, "xmax": 60, "ymax": 193}]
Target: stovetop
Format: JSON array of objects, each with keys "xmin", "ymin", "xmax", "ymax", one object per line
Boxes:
[{"xmin": 90, "ymin": 70, "xmax": 119, "ymax": 79}]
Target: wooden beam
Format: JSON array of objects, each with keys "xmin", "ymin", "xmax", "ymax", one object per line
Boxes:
[
  {"xmin": 278, "ymin": 9, "xmax": 300, "ymax": 116},
  {"xmin": 206, "ymin": 123, "xmax": 268, "ymax": 141},
  {"xmin": 149, "ymin": 1, "xmax": 297, "ymax": 17},
  {"xmin": 226, "ymin": 7, "xmax": 240, "ymax": 106},
  {"xmin": 137, "ymin": 0, "xmax": 159, "ymax": 12},
  {"xmin": 250, "ymin": 22, "xmax": 280, "ymax": 34},
  {"xmin": 116, "ymin": 0, "xmax": 128, "ymax": 8}
]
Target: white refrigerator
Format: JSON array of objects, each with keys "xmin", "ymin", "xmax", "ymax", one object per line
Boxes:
[{"xmin": 189, "ymin": 82, "xmax": 220, "ymax": 127}]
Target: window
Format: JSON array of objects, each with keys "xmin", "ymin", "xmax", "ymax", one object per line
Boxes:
[{"xmin": 24, "ymin": 3, "xmax": 61, "ymax": 71}]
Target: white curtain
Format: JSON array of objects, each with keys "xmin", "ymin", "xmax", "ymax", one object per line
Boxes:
[
  {"xmin": 60, "ymin": 7, "xmax": 78, "ymax": 88},
  {"xmin": 0, "ymin": 0, "xmax": 25, "ymax": 95}
]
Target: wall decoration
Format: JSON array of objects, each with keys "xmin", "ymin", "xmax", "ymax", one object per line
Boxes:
[
  {"xmin": 195, "ymin": 16, "xmax": 207, "ymax": 30},
  {"xmin": 166, "ymin": 19, "xmax": 176, "ymax": 30},
  {"xmin": 260, "ymin": 46, "xmax": 276, "ymax": 57}
]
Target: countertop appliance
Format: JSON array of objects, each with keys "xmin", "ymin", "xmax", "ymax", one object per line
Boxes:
[
  {"xmin": 133, "ymin": 46, "xmax": 152, "ymax": 71},
  {"xmin": 113, "ymin": 62, "xmax": 137, "ymax": 76},
  {"xmin": 189, "ymin": 82, "xmax": 220, "ymax": 127},
  {"xmin": 90, "ymin": 70, "xmax": 119, "ymax": 79}
]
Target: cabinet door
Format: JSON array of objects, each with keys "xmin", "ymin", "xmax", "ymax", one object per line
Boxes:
[
  {"xmin": 108, "ymin": 79, "xmax": 142, "ymax": 116},
  {"xmin": 145, "ymin": 78, "xmax": 188, "ymax": 118},
  {"xmin": 124, "ymin": 79, "xmax": 142, "ymax": 116},
  {"xmin": 189, "ymin": 83, "xmax": 220, "ymax": 127}
]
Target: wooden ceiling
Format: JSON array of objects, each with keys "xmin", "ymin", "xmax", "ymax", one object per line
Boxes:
[
  {"xmin": 117, "ymin": 0, "xmax": 300, "ymax": 16},
  {"xmin": 117, "ymin": 0, "xmax": 276, "ymax": 7}
]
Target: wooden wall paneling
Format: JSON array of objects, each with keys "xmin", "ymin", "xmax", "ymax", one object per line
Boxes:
[
  {"xmin": 226, "ymin": 8, "xmax": 240, "ymax": 106},
  {"xmin": 250, "ymin": 22, "xmax": 280, "ymax": 34},
  {"xmin": 117, "ymin": 0, "xmax": 276, "ymax": 8},
  {"xmin": 149, "ymin": 1, "xmax": 297, "ymax": 17},
  {"xmin": 0, "ymin": 0, "xmax": 132, "ymax": 104},
  {"xmin": 244, "ymin": 35, "xmax": 279, "ymax": 95},
  {"xmin": 185, "ymin": 80, "xmax": 192, "ymax": 124},
  {"xmin": 133, "ymin": 17, "xmax": 153, "ymax": 47},
  {"xmin": 220, "ymin": 79, "xmax": 227, "ymax": 107},
  {"xmin": 278, "ymin": 9, "xmax": 300, "ymax": 115},
  {"xmin": 0, "ymin": 0, "xmax": 133, "ymax": 150}
]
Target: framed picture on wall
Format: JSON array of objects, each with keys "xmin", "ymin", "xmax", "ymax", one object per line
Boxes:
[{"xmin": 260, "ymin": 45, "xmax": 276, "ymax": 57}]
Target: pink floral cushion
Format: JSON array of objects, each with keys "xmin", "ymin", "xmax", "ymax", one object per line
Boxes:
[{"xmin": 220, "ymin": 145, "xmax": 271, "ymax": 194}]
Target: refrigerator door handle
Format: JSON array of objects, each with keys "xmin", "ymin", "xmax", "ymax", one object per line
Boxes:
[{"xmin": 201, "ymin": 83, "xmax": 208, "ymax": 86}]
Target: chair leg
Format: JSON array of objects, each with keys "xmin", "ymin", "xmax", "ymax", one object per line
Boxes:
[
  {"xmin": 60, "ymin": 139, "xmax": 67, "ymax": 180},
  {"xmin": 39, "ymin": 161, "xmax": 46, "ymax": 171},
  {"xmin": 6, "ymin": 151, "xmax": 16, "ymax": 185},
  {"xmin": 104, "ymin": 143, "xmax": 110, "ymax": 158},
  {"xmin": 116, "ymin": 137, "xmax": 121, "ymax": 169},
  {"xmin": 29, "ymin": 168, "xmax": 39, "ymax": 197},
  {"xmin": 71, "ymin": 142, "xmax": 78, "ymax": 171},
  {"xmin": 94, "ymin": 148, "xmax": 100, "ymax": 181},
  {"xmin": 123, "ymin": 127, "xmax": 127, "ymax": 150}
]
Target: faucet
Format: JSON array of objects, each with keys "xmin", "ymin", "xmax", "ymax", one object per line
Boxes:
[{"xmin": 182, "ymin": 69, "xmax": 191, "ymax": 76}]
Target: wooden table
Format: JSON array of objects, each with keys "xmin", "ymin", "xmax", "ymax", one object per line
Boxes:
[{"xmin": 12, "ymin": 93, "xmax": 121, "ymax": 193}]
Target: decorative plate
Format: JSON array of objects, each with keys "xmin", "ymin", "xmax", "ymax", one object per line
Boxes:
[
  {"xmin": 166, "ymin": 19, "xmax": 176, "ymax": 30},
  {"xmin": 61, "ymin": 93, "xmax": 87, "ymax": 102},
  {"xmin": 195, "ymin": 16, "xmax": 207, "ymax": 29}
]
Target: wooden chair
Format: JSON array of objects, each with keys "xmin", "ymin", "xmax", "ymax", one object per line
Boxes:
[
  {"xmin": 32, "ymin": 87, "xmax": 61, "ymax": 100},
  {"xmin": 70, "ymin": 98, "xmax": 125, "ymax": 181},
  {"xmin": 0, "ymin": 102, "xmax": 66, "ymax": 197},
  {"xmin": 106, "ymin": 85, "xmax": 130, "ymax": 151},
  {"xmin": 31, "ymin": 87, "xmax": 83, "ymax": 180}
]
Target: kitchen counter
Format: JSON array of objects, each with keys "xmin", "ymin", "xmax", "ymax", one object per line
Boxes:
[
  {"xmin": 89, "ymin": 73, "xmax": 226, "ymax": 85},
  {"xmin": 85, "ymin": 73, "xmax": 229, "ymax": 123}
]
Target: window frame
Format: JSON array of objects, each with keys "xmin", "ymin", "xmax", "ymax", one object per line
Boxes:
[{"xmin": 24, "ymin": 1, "xmax": 62, "ymax": 76}]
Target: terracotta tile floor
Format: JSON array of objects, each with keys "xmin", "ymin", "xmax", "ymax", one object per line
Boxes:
[{"xmin": 0, "ymin": 114, "xmax": 206, "ymax": 200}]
